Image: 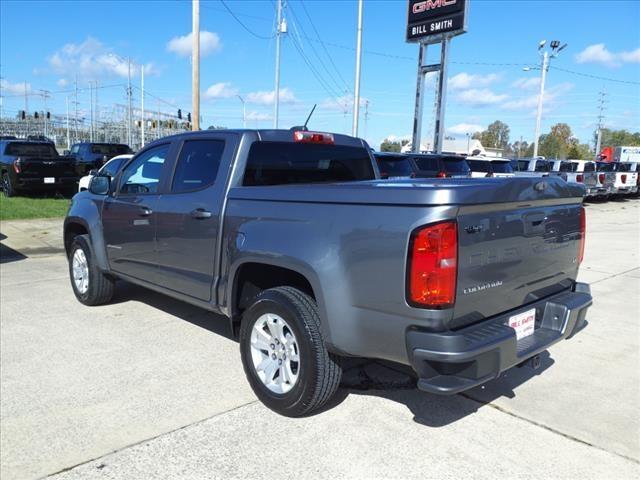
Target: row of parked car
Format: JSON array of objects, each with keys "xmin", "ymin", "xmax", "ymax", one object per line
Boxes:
[
  {"xmin": 0, "ymin": 136, "xmax": 132, "ymax": 197},
  {"xmin": 373, "ymin": 152, "xmax": 639, "ymax": 200}
]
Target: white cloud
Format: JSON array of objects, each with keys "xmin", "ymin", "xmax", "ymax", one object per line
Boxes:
[
  {"xmin": 575, "ymin": 44, "xmax": 640, "ymax": 68},
  {"xmin": 447, "ymin": 123, "xmax": 484, "ymax": 136},
  {"xmin": 455, "ymin": 88, "xmax": 508, "ymax": 107},
  {"xmin": 384, "ymin": 134, "xmax": 412, "ymax": 142},
  {"xmin": 501, "ymin": 82, "xmax": 574, "ymax": 111},
  {"xmin": 246, "ymin": 111, "xmax": 272, "ymax": 121},
  {"xmin": 47, "ymin": 37, "xmax": 157, "ymax": 80},
  {"xmin": 320, "ymin": 94, "xmax": 369, "ymax": 112},
  {"xmin": 247, "ymin": 87, "xmax": 298, "ymax": 105},
  {"xmin": 0, "ymin": 79, "xmax": 31, "ymax": 95},
  {"xmin": 448, "ymin": 72, "xmax": 500, "ymax": 91},
  {"xmin": 512, "ymin": 77, "xmax": 539, "ymax": 90},
  {"xmin": 56, "ymin": 78, "xmax": 69, "ymax": 88},
  {"xmin": 204, "ymin": 82, "xmax": 238, "ymax": 100},
  {"xmin": 167, "ymin": 31, "xmax": 221, "ymax": 57}
]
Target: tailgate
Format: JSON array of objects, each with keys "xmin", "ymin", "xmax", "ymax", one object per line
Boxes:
[
  {"xmin": 452, "ymin": 201, "xmax": 582, "ymax": 329},
  {"xmin": 19, "ymin": 157, "xmax": 77, "ymax": 177}
]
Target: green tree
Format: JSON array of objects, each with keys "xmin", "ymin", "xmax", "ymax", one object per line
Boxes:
[
  {"xmin": 567, "ymin": 142, "xmax": 592, "ymax": 159},
  {"xmin": 477, "ymin": 120, "xmax": 510, "ymax": 149},
  {"xmin": 538, "ymin": 123, "xmax": 576, "ymax": 159},
  {"xmin": 380, "ymin": 138, "xmax": 408, "ymax": 152},
  {"xmin": 597, "ymin": 128, "xmax": 640, "ymax": 147}
]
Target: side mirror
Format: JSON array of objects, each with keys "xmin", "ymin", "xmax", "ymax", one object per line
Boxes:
[
  {"xmin": 88, "ymin": 169, "xmax": 99, "ymax": 176},
  {"xmin": 89, "ymin": 175, "xmax": 111, "ymax": 195},
  {"xmin": 63, "ymin": 150, "xmax": 70, "ymax": 155}
]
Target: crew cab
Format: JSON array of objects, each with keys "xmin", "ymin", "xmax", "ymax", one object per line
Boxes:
[
  {"xmin": 67, "ymin": 142, "xmax": 133, "ymax": 176},
  {"xmin": 466, "ymin": 157, "xmax": 514, "ymax": 178},
  {"xmin": 1, "ymin": 140, "xmax": 78, "ymax": 197},
  {"xmin": 64, "ymin": 129, "xmax": 592, "ymax": 417},
  {"xmin": 597, "ymin": 161, "xmax": 636, "ymax": 195}
]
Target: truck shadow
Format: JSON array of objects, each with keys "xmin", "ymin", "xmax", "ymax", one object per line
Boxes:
[
  {"xmin": 110, "ymin": 280, "xmax": 555, "ymax": 426},
  {"xmin": 0, "ymin": 233, "xmax": 28, "ymax": 264}
]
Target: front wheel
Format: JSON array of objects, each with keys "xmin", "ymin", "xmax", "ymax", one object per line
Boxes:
[
  {"xmin": 68, "ymin": 235, "xmax": 115, "ymax": 306},
  {"xmin": 239, "ymin": 286, "xmax": 342, "ymax": 417}
]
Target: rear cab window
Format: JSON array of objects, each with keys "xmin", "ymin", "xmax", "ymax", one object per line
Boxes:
[
  {"xmin": 243, "ymin": 142, "xmax": 375, "ymax": 186},
  {"xmin": 91, "ymin": 144, "xmax": 131, "ymax": 156},
  {"xmin": 374, "ymin": 154, "xmax": 414, "ymax": 178},
  {"xmin": 466, "ymin": 160, "xmax": 491, "ymax": 173},
  {"xmin": 534, "ymin": 160, "xmax": 550, "ymax": 172},
  {"xmin": 491, "ymin": 161, "xmax": 513, "ymax": 173},
  {"xmin": 559, "ymin": 161, "xmax": 577, "ymax": 172},
  {"xmin": 442, "ymin": 157, "xmax": 470, "ymax": 174},
  {"xmin": 4, "ymin": 142, "xmax": 58, "ymax": 157},
  {"xmin": 583, "ymin": 162, "xmax": 595, "ymax": 172},
  {"xmin": 172, "ymin": 139, "xmax": 225, "ymax": 192}
]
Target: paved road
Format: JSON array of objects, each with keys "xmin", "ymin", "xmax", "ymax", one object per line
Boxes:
[{"xmin": 1, "ymin": 199, "xmax": 638, "ymax": 479}]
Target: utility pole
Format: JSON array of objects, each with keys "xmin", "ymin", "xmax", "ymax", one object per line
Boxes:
[
  {"xmin": 127, "ymin": 58, "xmax": 132, "ymax": 145},
  {"xmin": 74, "ymin": 75, "xmax": 79, "ymax": 141},
  {"xmin": 192, "ymin": 0, "xmax": 200, "ymax": 131},
  {"xmin": 95, "ymin": 80, "xmax": 99, "ymax": 141},
  {"xmin": 528, "ymin": 40, "xmax": 567, "ymax": 158},
  {"xmin": 273, "ymin": 0, "xmax": 284, "ymax": 128},
  {"xmin": 594, "ymin": 89, "xmax": 607, "ymax": 159},
  {"xmin": 141, "ymin": 66, "xmax": 145, "ymax": 146},
  {"xmin": 89, "ymin": 82, "xmax": 94, "ymax": 142},
  {"xmin": 66, "ymin": 96, "xmax": 71, "ymax": 149},
  {"xmin": 352, "ymin": 0, "xmax": 364, "ymax": 137},
  {"xmin": 40, "ymin": 89, "xmax": 50, "ymax": 138}
]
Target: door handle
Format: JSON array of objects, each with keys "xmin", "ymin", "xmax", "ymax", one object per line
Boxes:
[
  {"xmin": 139, "ymin": 207, "xmax": 153, "ymax": 217},
  {"xmin": 191, "ymin": 208, "xmax": 212, "ymax": 219}
]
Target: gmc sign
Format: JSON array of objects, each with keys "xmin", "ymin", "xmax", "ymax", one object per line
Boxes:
[{"xmin": 406, "ymin": 0, "xmax": 468, "ymax": 42}]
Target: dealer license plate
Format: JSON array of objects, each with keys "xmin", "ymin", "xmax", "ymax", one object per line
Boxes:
[
  {"xmin": 508, "ymin": 308, "xmax": 536, "ymax": 340},
  {"xmin": 44, "ymin": 177, "xmax": 55, "ymax": 184}
]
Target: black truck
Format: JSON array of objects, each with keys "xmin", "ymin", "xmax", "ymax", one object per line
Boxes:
[
  {"xmin": 1, "ymin": 140, "xmax": 78, "ymax": 197},
  {"xmin": 67, "ymin": 142, "xmax": 133, "ymax": 176}
]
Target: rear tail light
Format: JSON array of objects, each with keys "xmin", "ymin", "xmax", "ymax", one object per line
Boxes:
[
  {"xmin": 407, "ymin": 221, "xmax": 457, "ymax": 308},
  {"xmin": 436, "ymin": 171, "xmax": 447, "ymax": 178},
  {"xmin": 599, "ymin": 173, "xmax": 605, "ymax": 184},
  {"xmin": 579, "ymin": 207, "xmax": 586, "ymax": 264},
  {"xmin": 293, "ymin": 130, "xmax": 334, "ymax": 144},
  {"xmin": 13, "ymin": 158, "xmax": 22, "ymax": 174},
  {"xmin": 576, "ymin": 174, "xmax": 583, "ymax": 183},
  {"xmin": 621, "ymin": 174, "xmax": 627, "ymax": 184}
]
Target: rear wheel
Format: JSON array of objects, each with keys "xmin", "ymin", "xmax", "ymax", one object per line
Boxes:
[
  {"xmin": 68, "ymin": 235, "xmax": 115, "ymax": 306},
  {"xmin": 2, "ymin": 172, "xmax": 16, "ymax": 197},
  {"xmin": 239, "ymin": 287, "xmax": 342, "ymax": 417}
]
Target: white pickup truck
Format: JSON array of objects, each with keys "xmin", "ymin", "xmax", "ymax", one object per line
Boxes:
[
  {"xmin": 598, "ymin": 161, "xmax": 638, "ymax": 195},
  {"xmin": 621, "ymin": 162, "xmax": 639, "ymax": 195}
]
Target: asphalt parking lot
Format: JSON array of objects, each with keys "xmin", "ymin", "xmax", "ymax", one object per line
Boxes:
[{"xmin": 1, "ymin": 198, "xmax": 639, "ymax": 479}]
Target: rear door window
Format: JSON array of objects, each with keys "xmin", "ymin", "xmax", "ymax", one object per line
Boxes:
[
  {"xmin": 243, "ymin": 142, "xmax": 375, "ymax": 186},
  {"xmin": 172, "ymin": 139, "xmax": 225, "ymax": 192}
]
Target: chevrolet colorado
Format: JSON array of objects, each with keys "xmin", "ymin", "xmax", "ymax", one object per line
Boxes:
[{"xmin": 64, "ymin": 129, "xmax": 592, "ymax": 417}]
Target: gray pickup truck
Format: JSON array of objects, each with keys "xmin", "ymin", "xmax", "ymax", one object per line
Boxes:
[{"xmin": 64, "ymin": 129, "xmax": 592, "ymax": 417}]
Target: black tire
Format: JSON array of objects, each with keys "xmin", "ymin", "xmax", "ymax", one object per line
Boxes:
[
  {"xmin": 68, "ymin": 234, "xmax": 115, "ymax": 306},
  {"xmin": 239, "ymin": 286, "xmax": 342, "ymax": 417},
  {"xmin": 2, "ymin": 172, "xmax": 16, "ymax": 197}
]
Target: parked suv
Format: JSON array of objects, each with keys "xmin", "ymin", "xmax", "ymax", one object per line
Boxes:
[
  {"xmin": 67, "ymin": 142, "xmax": 132, "ymax": 176},
  {"xmin": 64, "ymin": 129, "xmax": 591, "ymax": 417}
]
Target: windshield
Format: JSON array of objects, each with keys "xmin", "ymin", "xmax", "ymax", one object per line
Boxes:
[
  {"xmin": 243, "ymin": 142, "xmax": 376, "ymax": 186},
  {"xmin": 466, "ymin": 160, "xmax": 491, "ymax": 172},
  {"xmin": 491, "ymin": 161, "xmax": 513, "ymax": 173},
  {"xmin": 91, "ymin": 144, "xmax": 131, "ymax": 155},
  {"xmin": 374, "ymin": 155, "xmax": 414, "ymax": 177},
  {"xmin": 4, "ymin": 142, "xmax": 58, "ymax": 157}
]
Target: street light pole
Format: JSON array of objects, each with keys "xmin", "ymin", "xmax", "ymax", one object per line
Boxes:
[
  {"xmin": 274, "ymin": 0, "xmax": 283, "ymax": 128},
  {"xmin": 533, "ymin": 51, "xmax": 548, "ymax": 158},
  {"xmin": 352, "ymin": 0, "xmax": 363, "ymax": 137},
  {"xmin": 141, "ymin": 66, "xmax": 145, "ymax": 146},
  {"xmin": 192, "ymin": 0, "xmax": 200, "ymax": 131}
]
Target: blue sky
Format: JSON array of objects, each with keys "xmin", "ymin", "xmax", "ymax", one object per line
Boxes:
[{"xmin": 1, "ymin": 0, "xmax": 639, "ymax": 148}]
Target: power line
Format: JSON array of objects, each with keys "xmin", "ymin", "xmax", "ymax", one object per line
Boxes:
[
  {"xmin": 218, "ymin": 0, "xmax": 275, "ymax": 40},
  {"xmin": 549, "ymin": 66, "xmax": 640, "ymax": 86},
  {"xmin": 299, "ymin": 0, "xmax": 351, "ymax": 92}
]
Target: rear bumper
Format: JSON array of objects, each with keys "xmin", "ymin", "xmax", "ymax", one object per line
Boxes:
[
  {"xmin": 611, "ymin": 186, "xmax": 631, "ymax": 194},
  {"xmin": 407, "ymin": 282, "xmax": 592, "ymax": 395},
  {"xmin": 586, "ymin": 186, "xmax": 610, "ymax": 197},
  {"xmin": 16, "ymin": 176, "xmax": 78, "ymax": 189}
]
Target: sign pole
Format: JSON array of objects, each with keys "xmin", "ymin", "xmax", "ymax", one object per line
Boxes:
[
  {"xmin": 433, "ymin": 36, "xmax": 451, "ymax": 154},
  {"xmin": 411, "ymin": 42, "xmax": 427, "ymax": 154}
]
